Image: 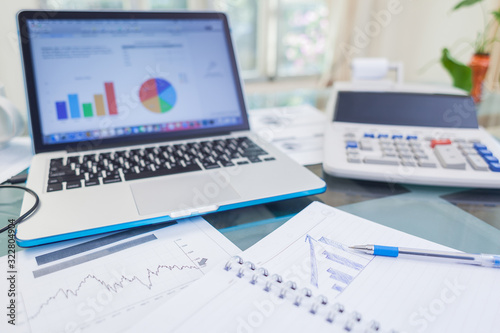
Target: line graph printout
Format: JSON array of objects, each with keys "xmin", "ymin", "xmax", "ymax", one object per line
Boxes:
[{"xmin": 14, "ymin": 217, "xmax": 239, "ymax": 333}]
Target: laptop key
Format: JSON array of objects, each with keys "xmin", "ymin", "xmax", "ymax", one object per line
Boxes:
[
  {"xmin": 124, "ymin": 163, "xmax": 201, "ymax": 181},
  {"xmin": 49, "ymin": 169, "xmax": 76, "ymax": 178},
  {"xmin": 47, "ymin": 183, "xmax": 63, "ymax": 192},
  {"xmin": 85, "ymin": 178, "xmax": 100, "ymax": 186},
  {"xmin": 103, "ymin": 174, "xmax": 122, "ymax": 184},
  {"xmin": 66, "ymin": 180, "xmax": 82, "ymax": 189},
  {"xmin": 203, "ymin": 162, "xmax": 220, "ymax": 169}
]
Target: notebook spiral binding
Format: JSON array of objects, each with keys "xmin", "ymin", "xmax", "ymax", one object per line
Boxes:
[{"xmin": 224, "ymin": 256, "xmax": 394, "ymax": 333}]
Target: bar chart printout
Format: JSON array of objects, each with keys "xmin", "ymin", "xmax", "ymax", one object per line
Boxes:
[{"xmin": 55, "ymin": 81, "xmax": 118, "ymax": 120}]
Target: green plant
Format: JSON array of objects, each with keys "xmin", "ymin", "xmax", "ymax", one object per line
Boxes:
[
  {"xmin": 441, "ymin": 48, "xmax": 473, "ymax": 92},
  {"xmin": 441, "ymin": 0, "xmax": 500, "ymax": 91}
]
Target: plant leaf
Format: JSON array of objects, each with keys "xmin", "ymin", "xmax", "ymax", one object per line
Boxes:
[
  {"xmin": 453, "ymin": 0, "xmax": 483, "ymax": 11},
  {"xmin": 493, "ymin": 11, "xmax": 500, "ymax": 23},
  {"xmin": 440, "ymin": 48, "xmax": 472, "ymax": 92}
]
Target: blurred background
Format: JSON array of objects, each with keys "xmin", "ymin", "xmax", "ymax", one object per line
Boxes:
[{"xmin": 1, "ymin": 0, "xmax": 499, "ymax": 136}]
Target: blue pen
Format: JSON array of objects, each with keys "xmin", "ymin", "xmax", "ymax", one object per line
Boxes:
[{"xmin": 350, "ymin": 244, "xmax": 500, "ymax": 268}]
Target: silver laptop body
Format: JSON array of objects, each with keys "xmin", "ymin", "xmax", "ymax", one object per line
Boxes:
[{"xmin": 16, "ymin": 11, "xmax": 326, "ymax": 246}]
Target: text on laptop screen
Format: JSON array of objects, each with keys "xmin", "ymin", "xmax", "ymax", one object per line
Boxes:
[{"xmin": 26, "ymin": 18, "xmax": 245, "ymax": 145}]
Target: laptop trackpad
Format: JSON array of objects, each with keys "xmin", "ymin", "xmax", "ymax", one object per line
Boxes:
[{"xmin": 130, "ymin": 172, "xmax": 241, "ymax": 216}]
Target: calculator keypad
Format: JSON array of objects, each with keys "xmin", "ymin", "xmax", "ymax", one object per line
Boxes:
[{"xmin": 344, "ymin": 133, "xmax": 500, "ymax": 172}]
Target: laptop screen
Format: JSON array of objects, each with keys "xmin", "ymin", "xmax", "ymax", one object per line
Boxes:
[{"xmin": 19, "ymin": 12, "xmax": 249, "ymax": 153}]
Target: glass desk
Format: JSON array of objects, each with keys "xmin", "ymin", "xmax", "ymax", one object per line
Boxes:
[{"xmin": 2, "ymin": 164, "xmax": 499, "ymax": 256}]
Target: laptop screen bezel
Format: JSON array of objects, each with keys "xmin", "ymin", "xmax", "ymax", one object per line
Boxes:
[{"xmin": 17, "ymin": 10, "xmax": 251, "ymax": 154}]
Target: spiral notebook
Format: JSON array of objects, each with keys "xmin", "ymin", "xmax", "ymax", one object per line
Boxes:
[
  {"xmin": 131, "ymin": 202, "xmax": 500, "ymax": 333},
  {"xmin": 134, "ymin": 255, "xmax": 388, "ymax": 332}
]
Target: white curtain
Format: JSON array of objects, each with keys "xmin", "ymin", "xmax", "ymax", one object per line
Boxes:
[
  {"xmin": 320, "ymin": 0, "xmax": 376, "ymax": 86},
  {"xmin": 320, "ymin": 0, "xmax": 497, "ymax": 88},
  {"xmin": 485, "ymin": 0, "xmax": 500, "ymax": 92}
]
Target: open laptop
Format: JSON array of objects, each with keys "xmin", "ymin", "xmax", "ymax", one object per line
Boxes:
[{"xmin": 16, "ymin": 11, "xmax": 326, "ymax": 247}]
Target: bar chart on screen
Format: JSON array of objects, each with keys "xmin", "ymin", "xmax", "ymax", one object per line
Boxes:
[
  {"xmin": 54, "ymin": 82, "xmax": 119, "ymax": 120},
  {"xmin": 14, "ymin": 217, "xmax": 239, "ymax": 333}
]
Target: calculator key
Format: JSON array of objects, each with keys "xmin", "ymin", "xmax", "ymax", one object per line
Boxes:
[
  {"xmin": 392, "ymin": 135, "xmax": 403, "ymax": 139},
  {"xmin": 458, "ymin": 143, "xmax": 474, "ymax": 150},
  {"xmin": 434, "ymin": 145, "xmax": 466, "ymax": 169},
  {"xmin": 412, "ymin": 148, "xmax": 425, "ymax": 155},
  {"xmin": 377, "ymin": 134, "xmax": 389, "ymax": 138},
  {"xmin": 409, "ymin": 142, "xmax": 422, "ymax": 148},
  {"xmin": 468, "ymin": 138, "xmax": 481, "ymax": 143},
  {"xmin": 401, "ymin": 158, "xmax": 417, "ymax": 167},
  {"xmin": 364, "ymin": 133, "xmax": 375, "ymax": 138},
  {"xmin": 363, "ymin": 157, "xmax": 399, "ymax": 165},
  {"xmin": 406, "ymin": 135, "xmax": 418, "ymax": 140},
  {"xmin": 477, "ymin": 149, "xmax": 493, "ymax": 156},
  {"xmin": 345, "ymin": 141, "xmax": 358, "ymax": 149},
  {"xmin": 414, "ymin": 152, "xmax": 429, "ymax": 160},
  {"xmin": 344, "ymin": 133, "xmax": 356, "ymax": 138},
  {"xmin": 383, "ymin": 152, "xmax": 398, "ymax": 158},
  {"xmin": 418, "ymin": 160, "xmax": 437, "ymax": 168},
  {"xmin": 399, "ymin": 152, "xmax": 413, "ymax": 159},
  {"xmin": 466, "ymin": 155, "xmax": 489, "ymax": 171},
  {"xmin": 461, "ymin": 148, "xmax": 477, "ymax": 155},
  {"xmin": 490, "ymin": 163, "xmax": 500, "ymax": 172},
  {"xmin": 473, "ymin": 143, "xmax": 487, "ymax": 150},
  {"xmin": 347, "ymin": 154, "xmax": 362, "ymax": 163},
  {"xmin": 430, "ymin": 139, "xmax": 452, "ymax": 148},
  {"xmin": 483, "ymin": 155, "xmax": 499, "ymax": 164},
  {"xmin": 380, "ymin": 141, "xmax": 393, "ymax": 147},
  {"xmin": 360, "ymin": 140, "xmax": 374, "ymax": 151},
  {"xmin": 381, "ymin": 147, "xmax": 396, "ymax": 153}
]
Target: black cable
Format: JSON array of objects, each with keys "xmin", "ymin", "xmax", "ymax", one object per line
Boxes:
[{"xmin": 0, "ymin": 185, "xmax": 40, "ymax": 234}]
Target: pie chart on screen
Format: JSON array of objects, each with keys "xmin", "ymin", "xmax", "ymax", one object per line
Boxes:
[{"xmin": 139, "ymin": 78, "xmax": 177, "ymax": 113}]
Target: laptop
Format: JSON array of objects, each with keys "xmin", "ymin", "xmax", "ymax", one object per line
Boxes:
[{"xmin": 16, "ymin": 11, "xmax": 326, "ymax": 247}]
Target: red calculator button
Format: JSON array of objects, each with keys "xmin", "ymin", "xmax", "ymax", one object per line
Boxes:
[{"xmin": 431, "ymin": 139, "xmax": 451, "ymax": 148}]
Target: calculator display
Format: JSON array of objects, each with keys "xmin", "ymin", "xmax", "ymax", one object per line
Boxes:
[{"xmin": 334, "ymin": 91, "xmax": 478, "ymax": 129}]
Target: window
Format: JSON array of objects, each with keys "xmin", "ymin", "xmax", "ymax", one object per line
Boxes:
[{"xmin": 40, "ymin": 0, "xmax": 329, "ymax": 82}]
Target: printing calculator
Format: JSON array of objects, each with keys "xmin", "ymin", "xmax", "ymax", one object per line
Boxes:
[{"xmin": 323, "ymin": 85, "xmax": 500, "ymax": 188}]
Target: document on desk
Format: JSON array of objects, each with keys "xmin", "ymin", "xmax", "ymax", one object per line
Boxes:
[
  {"xmin": 132, "ymin": 202, "xmax": 500, "ymax": 333},
  {"xmin": 0, "ymin": 217, "xmax": 239, "ymax": 333},
  {"xmin": 248, "ymin": 105, "xmax": 326, "ymax": 165}
]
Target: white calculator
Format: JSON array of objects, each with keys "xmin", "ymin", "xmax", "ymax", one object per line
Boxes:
[{"xmin": 323, "ymin": 85, "xmax": 500, "ymax": 188}]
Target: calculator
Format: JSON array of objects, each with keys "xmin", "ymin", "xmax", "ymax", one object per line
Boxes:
[{"xmin": 323, "ymin": 87, "xmax": 500, "ymax": 188}]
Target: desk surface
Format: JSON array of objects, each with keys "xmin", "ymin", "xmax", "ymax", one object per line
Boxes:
[{"xmin": 1, "ymin": 164, "xmax": 499, "ymax": 256}]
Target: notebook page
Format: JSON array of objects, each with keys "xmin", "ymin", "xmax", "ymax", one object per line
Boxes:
[{"xmin": 242, "ymin": 201, "xmax": 500, "ymax": 332}]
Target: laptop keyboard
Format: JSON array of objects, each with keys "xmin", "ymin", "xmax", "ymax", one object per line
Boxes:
[{"xmin": 47, "ymin": 137, "xmax": 275, "ymax": 192}]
